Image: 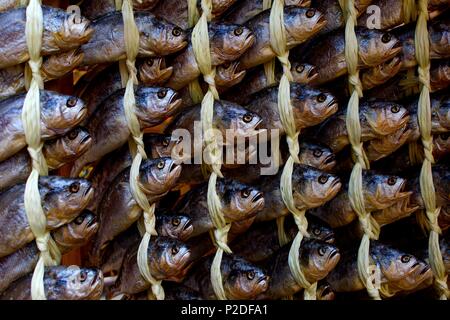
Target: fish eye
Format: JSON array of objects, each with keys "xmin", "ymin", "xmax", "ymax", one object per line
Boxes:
[
  {"xmin": 79, "ymin": 270, "xmax": 87, "ymax": 282},
  {"xmin": 69, "ymin": 182, "xmax": 80, "ymax": 193},
  {"xmin": 233, "ymin": 27, "xmax": 244, "ymax": 36},
  {"xmin": 382, "ymin": 33, "xmax": 392, "ymax": 43},
  {"xmin": 243, "ymin": 113, "xmax": 253, "ymax": 123},
  {"xmin": 401, "ymin": 255, "xmax": 411, "ymax": 263},
  {"xmin": 295, "ymin": 64, "xmax": 305, "ymax": 74},
  {"xmin": 246, "ymin": 271, "xmax": 255, "ymax": 280},
  {"xmin": 171, "ymin": 245, "xmax": 179, "ymax": 255},
  {"xmin": 157, "ymin": 160, "xmax": 165, "ymax": 169},
  {"xmin": 146, "ymin": 59, "xmax": 154, "ymax": 66},
  {"xmin": 387, "ymin": 176, "xmax": 397, "ymax": 186},
  {"xmin": 172, "ymin": 217, "xmax": 181, "ymax": 227},
  {"xmin": 313, "ymin": 149, "xmax": 323, "ymax": 157},
  {"xmin": 318, "ymin": 174, "xmax": 329, "ymax": 184},
  {"xmin": 162, "ymin": 137, "xmax": 171, "ymax": 147},
  {"xmin": 318, "ymin": 246, "xmax": 327, "ymax": 256},
  {"xmin": 157, "ymin": 89, "xmax": 167, "ymax": 99},
  {"xmin": 306, "ymin": 8, "xmax": 316, "ymax": 18},
  {"xmin": 172, "ymin": 27, "xmax": 182, "ymax": 37},
  {"xmin": 66, "ymin": 97, "xmax": 78, "ymax": 108},
  {"xmin": 312, "ymin": 228, "xmax": 321, "ymax": 236},
  {"xmin": 74, "ymin": 215, "xmax": 85, "ymax": 225},
  {"xmin": 241, "ymin": 189, "xmax": 251, "ymax": 198},
  {"xmin": 391, "ymin": 105, "xmax": 400, "ymax": 113},
  {"xmin": 68, "ymin": 130, "xmax": 79, "ymax": 140},
  {"xmin": 316, "ymin": 93, "xmax": 327, "ymax": 103}
]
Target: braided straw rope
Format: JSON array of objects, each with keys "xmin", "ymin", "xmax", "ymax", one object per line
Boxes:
[
  {"xmin": 414, "ymin": 0, "xmax": 449, "ymax": 300},
  {"xmin": 187, "ymin": 0, "xmax": 204, "ymax": 104},
  {"xmin": 266, "ymin": 0, "xmax": 316, "ymax": 300},
  {"xmin": 338, "ymin": 0, "xmax": 381, "ymax": 300},
  {"xmin": 21, "ymin": 0, "xmax": 61, "ymax": 300},
  {"xmin": 190, "ymin": 0, "xmax": 231, "ymax": 300},
  {"xmin": 115, "ymin": 0, "xmax": 164, "ymax": 300},
  {"xmin": 262, "ymin": 0, "xmax": 276, "ymax": 85}
]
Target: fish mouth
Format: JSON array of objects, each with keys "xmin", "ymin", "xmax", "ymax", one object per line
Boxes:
[
  {"xmin": 328, "ymin": 249, "xmax": 340, "ymax": 260},
  {"xmin": 257, "ymin": 275, "xmax": 269, "ymax": 286},
  {"xmin": 325, "ymin": 100, "xmax": 339, "ymax": 117},
  {"xmin": 167, "ymin": 92, "xmax": 182, "ymax": 114},
  {"xmin": 315, "ymin": 14, "xmax": 328, "ymax": 32},
  {"xmin": 320, "ymin": 285, "xmax": 332, "ymax": 298},
  {"xmin": 75, "ymin": 107, "xmax": 88, "ymax": 123},
  {"xmin": 80, "ymin": 133, "xmax": 92, "ymax": 145},
  {"xmin": 242, "ymin": 34, "xmax": 256, "ymax": 52},
  {"xmin": 83, "ymin": 186, "xmax": 94, "ymax": 202},
  {"xmin": 252, "ymin": 192, "xmax": 264, "ymax": 203},
  {"xmin": 386, "ymin": 42, "xmax": 403, "ymax": 60},
  {"xmin": 323, "ymin": 154, "xmax": 336, "ymax": 165},
  {"xmin": 331, "ymin": 177, "xmax": 341, "ymax": 190},
  {"xmin": 419, "ymin": 265, "xmax": 431, "ymax": 275},
  {"xmin": 307, "ymin": 66, "xmax": 319, "ymax": 82},
  {"xmin": 173, "ymin": 40, "xmax": 189, "ymax": 53}
]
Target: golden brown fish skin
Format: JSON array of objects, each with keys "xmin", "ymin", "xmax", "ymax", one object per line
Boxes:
[
  {"xmin": 0, "ymin": 127, "xmax": 92, "ymax": 192},
  {"xmin": 223, "ymin": 0, "xmax": 310, "ymax": 25},
  {"xmin": 0, "ymin": 266, "xmax": 104, "ymax": 300},
  {"xmin": 81, "ymin": 12, "xmax": 187, "ymax": 66},
  {"xmin": 327, "ymin": 242, "xmax": 432, "ymax": 295},
  {"xmin": 152, "ymin": 0, "xmax": 237, "ymax": 29},
  {"xmin": 0, "ymin": 49, "xmax": 83, "ymax": 100},
  {"xmin": 316, "ymin": 101, "xmax": 409, "ymax": 153},
  {"xmin": 256, "ymin": 239, "xmax": 340, "ymax": 299},
  {"xmin": 303, "ymin": 28, "xmax": 401, "ymax": 85},
  {"xmin": 138, "ymin": 57, "xmax": 173, "ymax": 86},
  {"xmin": 244, "ymin": 83, "xmax": 338, "ymax": 135},
  {"xmin": 109, "ymin": 237, "xmax": 193, "ymax": 298},
  {"xmin": 183, "ymin": 254, "xmax": 269, "ymax": 300},
  {"xmin": 166, "ymin": 23, "xmax": 255, "ymax": 90},
  {"xmin": 0, "ymin": 176, "xmax": 93, "ymax": 258},
  {"xmin": 0, "ymin": 6, "xmax": 92, "ymax": 69},
  {"xmin": 232, "ymin": 216, "xmax": 335, "ymax": 263},
  {"xmin": 309, "ymin": 171, "xmax": 409, "ymax": 228},
  {"xmin": 0, "ymin": 90, "xmax": 87, "ymax": 162},
  {"xmin": 173, "ymin": 178, "xmax": 265, "ymax": 239},
  {"xmin": 239, "ymin": 6, "xmax": 326, "ymax": 70},
  {"xmin": 224, "ymin": 62, "xmax": 318, "ymax": 105},
  {"xmin": 80, "ymin": 0, "xmax": 160, "ymax": 20},
  {"xmin": 0, "ymin": 210, "xmax": 98, "ymax": 294},
  {"xmin": 88, "ymin": 158, "xmax": 181, "ymax": 266},
  {"xmin": 360, "ymin": 56, "xmax": 403, "ymax": 91},
  {"xmin": 0, "ymin": 0, "xmax": 20, "ymax": 12},
  {"xmin": 365, "ymin": 125, "xmax": 412, "ymax": 161},
  {"xmin": 70, "ymin": 86, "xmax": 182, "ymax": 177},
  {"xmin": 215, "ymin": 61, "xmax": 246, "ymax": 93},
  {"xmin": 255, "ymin": 165, "xmax": 341, "ymax": 222}
]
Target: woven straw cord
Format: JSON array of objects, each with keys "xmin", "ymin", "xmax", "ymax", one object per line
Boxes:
[
  {"xmin": 190, "ymin": 0, "xmax": 231, "ymax": 300},
  {"xmin": 116, "ymin": 0, "xmax": 164, "ymax": 300},
  {"xmin": 21, "ymin": 0, "xmax": 62, "ymax": 300},
  {"xmin": 265, "ymin": 0, "xmax": 316, "ymax": 300},
  {"xmin": 338, "ymin": 0, "xmax": 381, "ymax": 300},
  {"xmin": 414, "ymin": 0, "xmax": 449, "ymax": 300}
]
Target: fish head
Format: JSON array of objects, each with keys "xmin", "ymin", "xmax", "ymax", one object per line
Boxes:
[
  {"xmin": 41, "ymin": 48, "xmax": 84, "ymax": 80},
  {"xmin": 429, "ymin": 22, "xmax": 450, "ymax": 58},
  {"xmin": 432, "ymin": 100, "xmax": 450, "ymax": 131},
  {"xmin": 157, "ymin": 214, "xmax": 193, "ymax": 241},
  {"xmin": 292, "ymin": 165, "xmax": 341, "ymax": 209},
  {"xmin": 291, "ymin": 84, "xmax": 338, "ymax": 129},
  {"xmin": 217, "ymin": 103, "xmax": 263, "ymax": 140},
  {"xmin": 364, "ymin": 172, "xmax": 407, "ymax": 207},
  {"xmin": 55, "ymin": 13, "xmax": 93, "ymax": 49},
  {"xmin": 143, "ymin": 20, "xmax": 187, "ymax": 56},
  {"xmin": 300, "ymin": 239, "xmax": 340, "ymax": 281},
  {"xmin": 364, "ymin": 101, "xmax": 409, "ymax": 136},
  {"xmin": 316, "ymin": 282, "xmax": 335, "ymax": 300},
  {"xmin": 215, "ymin": 61, "xmax": 246, "ymax": 88},
  {"xmin": 48, "ymin": 266, "xmax": 104, "ymax": 300},
  {"xmin": 357, "ymin": 29, "xmax": 402, "ymax": 67},
  {"xmin": 151, "ymin": 237, "xmax": 192, "ymax": 281},
  {"xmin": 284, "ymin": 7, "xmax": 327, "ymax": 46},
  {"xmin": 41, "ymin": 177, "xmax": 94, "ymax": 218},
  {"xmin": 434, "ymin": 133, "xmax": 450, "ymax": 159},
  {"xmin": 210, "ymin": 23, "xmax": 255, "ymax": 63},
  {"xmin": 298, "ymin": 141, "xmax": 336, "ymax": 171},
  {"xmin": 224, "ymin": 257, "xmax": 269, "ymax": 299},
  {"xmin": 138, "ymin": 58, "xmax": 173, "ymax": 86},
  {"xmin": 135, "ymin": 87, "xmax": 182, "ymax": 126},
  {"xmin": 430, "ymin": 61, "xmax": 450, "ymax": 92},
  {"xmin": 53, "ymin": 210, "xmax": 98, "ymax": 249},
  {"xmin": 42, "ymin": 93, "xmax": 87, "ymax": 133},
  {"xmin": 46, "ymin": 127, "xmax": 92, "ymax": 165},
  {"xmin": 219, "ymin": 179, "xmax": 265, "ymax": 221},
  {"xmin": 145, "ymin": 133, "xmax": 182, "ymax": 158},
  {"xmin": 290, "ymin": 62, "xmax": 318, "ymax": 84},
  {"xmin": 138, "ymin": 157, "xmax": 182, "ymax": 196},
  {"xmin": 307, "ymin": 216, "xmax": 335, "ymax": 243}
]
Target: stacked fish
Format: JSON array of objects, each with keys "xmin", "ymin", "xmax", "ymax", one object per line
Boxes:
[{"xmin": 0, "ymin": 0, "xmax": 448, "ymax": 300}]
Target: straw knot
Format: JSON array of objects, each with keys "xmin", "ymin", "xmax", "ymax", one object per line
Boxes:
[
  {"xmin": 35, "ymin": 233, "xmax": 50, "ymax": 253},
  {"xmin": 417, "ymin": 65, "xmax": 431, "ymax": 90},
  {"xmin": 213, "ymin": 224, "xmax": 232, "ymax": 253},
  {"xmin": 143, "ymin": 210, "xmax": 157, "ymax": 236}
]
